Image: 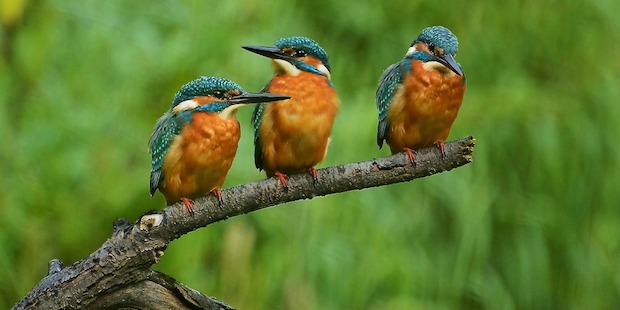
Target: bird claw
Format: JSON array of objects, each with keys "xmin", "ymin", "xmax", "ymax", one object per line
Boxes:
[
  {"xmin": 306, "ymin": 167, "xmax": 319, "ymax": 183},
  {"xmin": 211, "ymin": 188, "xmax": 224, "ymax": 205},
  {"xmin": 403, "ymin": 147, "xmax": 416, "ymax": 165},
  {"xmin": 434, "ymin": 141, "xmax": 447, "ymax": 157},
  {"xmin": 274, "ymin": 171, "xmax": 289, "ymax": 188},
  {"xmin": 180, "ymin": 197, "xmax": 195, "ymax": 215}
]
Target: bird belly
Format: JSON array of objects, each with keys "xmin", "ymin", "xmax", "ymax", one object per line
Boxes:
[
  {"xmin": 259, "ymin": 73, "xmax": 339, "ymax": 175},
  {"xmin": 386, "ymin": 63, "xmax": 465, "ymax": 153},
  {"xmin": 160, "ymin": 113, "xmax": 240, "ymax": 204}
]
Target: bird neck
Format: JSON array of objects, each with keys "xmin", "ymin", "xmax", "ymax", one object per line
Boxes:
[
  {"xmin": 407, "ymin": 50, "xmax": 434, "ymax": 63},
  {"xmin": 218, "ymin": 104, "xmax": 242, "ymax": 119},
  {"xmin": 272, "ymin": 59, "xmax": 330, "ymax": 79}
]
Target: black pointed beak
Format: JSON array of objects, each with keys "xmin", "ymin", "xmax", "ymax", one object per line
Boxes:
[
  {"xmin": 242, "ymin": 45, "xmax": 292, "ymax": 60},
  {"xmin": 229, "ymin": 92, "xmax": 290, "ymax": 104},
  {"xmin": 434, "ymin": 53, "xmax": 464, "ymax": 76}
]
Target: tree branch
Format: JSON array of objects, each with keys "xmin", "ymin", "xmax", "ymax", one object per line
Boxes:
[{"xmin": 13, "ymin": 136, "xmax": 475, "ymax": 309}]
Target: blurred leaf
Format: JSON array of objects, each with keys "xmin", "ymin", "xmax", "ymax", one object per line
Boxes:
[{"xmin": 0, "ymin": 0, "xmax": 27, "ymax": 27}]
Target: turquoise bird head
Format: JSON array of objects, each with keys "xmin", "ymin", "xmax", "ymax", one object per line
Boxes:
[
  {"xmin": 169, "ymin": 76, "xmax": 289, "ymax": 114},
  {"xmin": 405, "ymin": 26, "xmax": 463, "ymax": 76},
  {"xmin": 242, "ymin": 36, "xmax": 332, "ymax": 79}
]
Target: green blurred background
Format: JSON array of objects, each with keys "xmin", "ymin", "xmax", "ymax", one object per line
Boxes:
[{"xmin": 1, "ymin": 0, "xmax": 619, "ymax": 308}]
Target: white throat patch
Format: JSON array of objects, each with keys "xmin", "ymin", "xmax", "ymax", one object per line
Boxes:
[
  {"xmin": 273, "ymin": 59, "xmax": 331, "ymax": 80},
  {"xmin": 273, "ymin": 59, "xmax": 301, "ymax": 76},
  {"xmin": 218, "ymin": 104, "xmax": 242, "ymax": 119},
  {"xmin": 422, "ymin": 61, "xmax": 455, "ymax": 75},
  {"xmin": 317, "ymin": 64, "xmax": 331, "ymax": 80}
]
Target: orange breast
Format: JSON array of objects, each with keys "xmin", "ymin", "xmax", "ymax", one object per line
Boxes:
[
  {"xmin": 160, "ymin": 112, "xmax": 240, "ymax": 204},
  {"xmin": 386, "ymin": 60, "xmax": 466, "ymax": 154},
  {"xmin": 258, "ymin": 72, "xmax": 339, "ymax": 175}
]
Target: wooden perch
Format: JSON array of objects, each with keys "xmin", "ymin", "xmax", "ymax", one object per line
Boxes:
[{"xmin": 13, "ymin": 136, "xmax": 475, "ymax": 310}]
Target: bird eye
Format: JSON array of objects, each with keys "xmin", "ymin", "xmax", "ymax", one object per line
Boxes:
[
  {"xmin": 427, "ymin": 43, "xmax": 436, "ymax": 54},
  {"xmin": 213, "ymin": 90, "xmax": 224, "ymax": 98},
  {"xmin": 292, "ymin": 50, "xmax": 307, "ymax": 57}
]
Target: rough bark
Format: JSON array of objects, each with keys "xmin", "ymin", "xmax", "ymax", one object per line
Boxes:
[{"xmin": 13, "ymin": 136, "xmax": 475, "ymax": 309}]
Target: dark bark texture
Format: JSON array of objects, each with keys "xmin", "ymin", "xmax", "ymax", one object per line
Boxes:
[{"xmin": 13, "ymin": 136, "xmax": 475, "ymax": 309}]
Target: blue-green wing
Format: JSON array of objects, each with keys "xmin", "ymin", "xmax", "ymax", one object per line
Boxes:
[
  {"xmin": 251, "ymin": 81, "xmax": 273, "ymax": 170},
  {"xmin": 148, "ymin": 112, "xmax": 186, "ymax": 196},
  {"xmin": 376, "ymin": 59, "xmax": 409, "ymax": 148}
]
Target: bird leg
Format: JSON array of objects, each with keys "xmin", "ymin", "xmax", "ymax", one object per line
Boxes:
[
  {"xmin": 433, "ymin": 141, "xmax": 447, "ymax": 157},
  {"xmin": 306, "ymin": 167, "xmax": 319, "ymax": 183},
  {"xmin": 274, "ymin": 171, "xmax": 289, "ymax": 188},
  {"xmin": 210, "ymin": 188, "xmax": 224, "ymax": 204},
  {"xmin": 180, "ymin": 197, "xmax": 195, "ymax": 214},
  {"xmin": 403, "ymin": 147, "xmax": 416, "ymax": 164}
]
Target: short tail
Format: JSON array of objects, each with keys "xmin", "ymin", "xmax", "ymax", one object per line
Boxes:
[{"xmin": 149, "ymin": 170, "xmax": 162, "ymax": 197}]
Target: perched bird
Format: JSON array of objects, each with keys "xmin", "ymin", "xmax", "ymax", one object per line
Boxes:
[
  {"xmin": 376, "ymin": 26, "xmax": 466, "ymax": 162},
  {"xmin": 243, "ymin": 36, "xmax": 339, "ymax": 187},
  {"xmin": 149, "ymin": 76, "xmax": 289, "ymax": 212}
]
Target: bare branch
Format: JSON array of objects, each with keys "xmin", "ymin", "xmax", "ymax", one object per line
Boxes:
[{"xmin": 13, "ymin": 136, "xmax": 475, "ymax": 309}]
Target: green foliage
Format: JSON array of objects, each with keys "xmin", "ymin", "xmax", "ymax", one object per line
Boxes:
[{"xmin": 1, "ymin": 0, "xmax": 619, "ymax": 308}]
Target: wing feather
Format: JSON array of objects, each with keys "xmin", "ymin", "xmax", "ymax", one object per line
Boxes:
[
  {"xmin": 251, "ymin": 81, "xmax": 273, "ymax": 170},
  {"xmin": 375, "ymin": 60, "xmax": 409, "ymax": 148},
  {"xmin": 148, "ymin": 112, "xmax": 188, "ymax": 196}
]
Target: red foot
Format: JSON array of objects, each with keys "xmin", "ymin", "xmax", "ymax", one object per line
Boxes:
[
  {"xmin": 274, "ymin": 171, "xmax": 289, "ymax": 188},
  {"xmin": 403, "ymin": 147, "xmax": 416, "ymax": 164},
  {"xmin": 306, "ymin": 167, "xmax": 319, "ymax": 183},
  {"xmin": 434, "ymin": 141, "xmax": 447, "ymax": 157},
  {"xmin": 180, "ymin": 197, "xmax": 195, "ymax": 214},
  {"xmin": 211, "ymin": 188, "xmax": 224, "ymax": 204}
]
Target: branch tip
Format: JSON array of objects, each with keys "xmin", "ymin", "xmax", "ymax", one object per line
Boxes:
[{"xmin": 47, "ymin": 259, "xmax": 63, "ymax": 275}]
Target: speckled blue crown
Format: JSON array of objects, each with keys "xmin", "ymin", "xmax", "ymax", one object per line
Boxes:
[
  {"xmin": 171, "ymin": 77, "xmax": 243, "ymax": 108},
  {"xmin": 275, "ymin": 36, "xmax": 331, "ymax": 71},
  {"xmin": 413, "ymin": 26, "xmax": 459, "ymax": 55}
]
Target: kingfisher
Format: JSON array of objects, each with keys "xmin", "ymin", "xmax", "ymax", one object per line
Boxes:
[
  {"xmin": 242, "ymin": 36, "xmax": 339, "ymax": 187},
  {"xmin": 376, "ymin": 26, "xmax": 466, "ymax": 162},
  {"xmin": 148, "ymin": 76, "xmax": 289, "ymax": 212}
]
